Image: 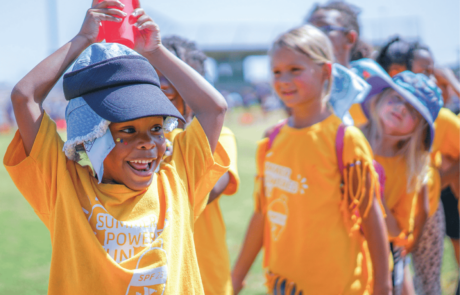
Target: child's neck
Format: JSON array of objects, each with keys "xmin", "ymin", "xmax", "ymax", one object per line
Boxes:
[
  {"xmin": 361, "ymin": 123, "xmax": 409, "ymax": 157},
  {"xmin": 376, "ymin": 135, "xmax": 402, "ymax": 157},
  {"xmin": 289, "ymin": 100, "xmax": 332, "ymax": 129}
]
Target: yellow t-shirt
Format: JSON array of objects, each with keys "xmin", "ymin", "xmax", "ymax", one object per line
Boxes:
[
  {"xmin": 432, "ymin": 108, "xmax": 460, "ymax": 165},
  {"xmin": 3, "ymin": 113, "xmax": 230, "ymax": 295},
  {"xmin": 254, "ymin": 114, "xmax": 378, "ymax": 295},
  {"xmin": 165, "ymin": 128, "xmax": 183, "ymax": 143},
  {"xmin": 374, "ymin": 155, "xmax": 418, "ymax": 237},
  {"xmin": 428, "ymin": 108, "xmax": 460, "ymax": 216},
  {"xmin": 349, "ymin": 103, "xmax": 368, "ymax": 126},
  {"xmin": 168, "ymin": 126, "xmax": 240, "ymax": 295}
]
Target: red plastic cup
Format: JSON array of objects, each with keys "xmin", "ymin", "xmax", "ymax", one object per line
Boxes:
[{"xmin": 97, "ymin": 0, "xmax": 140, "ymax": 48}]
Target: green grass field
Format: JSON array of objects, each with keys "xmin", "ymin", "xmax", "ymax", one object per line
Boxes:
[{"xmin": 0, "ymin": 109, "xmax": 458, "ymax": 294}]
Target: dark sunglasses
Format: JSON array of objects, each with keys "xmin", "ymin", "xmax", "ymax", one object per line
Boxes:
[{"xmin": 317, "ymin": 25, "xmax": 349, "ymax": 34}]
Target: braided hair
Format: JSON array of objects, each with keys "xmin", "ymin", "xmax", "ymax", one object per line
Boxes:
[{"xmin": 162, "ymin": 35, "xmax": 207, "ymax": 76}]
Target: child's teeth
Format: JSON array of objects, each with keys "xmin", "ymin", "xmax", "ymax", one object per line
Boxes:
[{"xmin": 130, "ymin": 160, "xmax": 152, "ymax": 164}]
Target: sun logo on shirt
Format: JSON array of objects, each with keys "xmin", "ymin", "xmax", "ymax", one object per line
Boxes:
[
  {"xmin": 297, "ymin": 175, "xmax": 308, "ymax": 194},
  {"xmin": 268, "ymin": 195, "xmax": 289, "ymax": 241}
]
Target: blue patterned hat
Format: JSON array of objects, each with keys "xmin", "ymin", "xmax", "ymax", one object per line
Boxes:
[
  {"xmin": 329, "ymin": 63, "xmax": 371, "ymax": 125},
  {"xmin": 351, "ymin": 58, "xmax": 443, "ymax": 148}
]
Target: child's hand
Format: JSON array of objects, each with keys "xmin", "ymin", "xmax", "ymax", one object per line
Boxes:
[
  {"xmin": 77, "ymin": 0, "xmax": 127, "ymax": 44},
  {"xmin": 231, "ymin": 276, "xmax": 245, "ymax": 295},
  {"xmin": 131, "ymin": 9, "xmax": 162, "ymax": 55}
]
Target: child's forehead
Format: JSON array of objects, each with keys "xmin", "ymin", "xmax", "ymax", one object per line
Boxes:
[
  {"xmin": 110, "ymin": 116, "xmax": 165, "ymax": 126},
  {"xmin": 309, "ymin": 9, "xmax": 342, "ymax": 27}
]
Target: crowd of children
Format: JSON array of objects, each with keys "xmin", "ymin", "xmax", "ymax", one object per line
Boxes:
[{"xmin": 3, "ymin": 0, "xmax": 459, "ymax": 295}]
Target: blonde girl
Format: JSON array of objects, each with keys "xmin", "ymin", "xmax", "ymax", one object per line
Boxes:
[
  {"xmin": 351, "ymin": 59, "xmax": 444, "ymax": 295},
  {"xmin": 232, "ymin": 25, "xmax": 391, "ymax": 295}
]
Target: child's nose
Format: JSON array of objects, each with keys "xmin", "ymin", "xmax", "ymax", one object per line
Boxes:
[
  {"xmin": 278, "ymin": 74, "xmax": 292, "ymax": 84},
  {"xmin": 137, "ymin": 133, "xmax": 156, "ymax": 150},
  {"xmin": 397, "ymin": 103, "xmax": 409, "ymax": 116}
]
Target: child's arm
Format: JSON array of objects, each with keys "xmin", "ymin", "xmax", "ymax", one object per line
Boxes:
[
  {"xmin": 434, "ymin": 67, "xmax": 460, "ymax": 99},
  {"xmin": 381, "ymin": 200, "xmax": 403, "ymax": 239},
  {"xmin": 231, "ymin": 211, "xmax": 264, "ymax": 295},
  {"xmin": 208, "ymin": 172, "xmax": 230, "ymax": 204},
  {"xmin": 11, "ymin": 0, "xmax": 125, "ymax": 155},
  {"xmin": 132, "ymin": 11, "xmax": 227, "ymax": 153},
  {"xmin": 440, "ymin": 157, "xmax": 460, "ymax": 191},
  {"xmin": 357, "ymin": 170, "xmax": 392, "ymax": 295}
]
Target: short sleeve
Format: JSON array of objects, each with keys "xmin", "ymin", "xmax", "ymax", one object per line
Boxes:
[
  {"xmin": 341, "ymin": 126, "xmax": 381, "ymax": 230},
  {"xmin": 253, "ymin": 138, "xmax": 269, "ymax": 213},
  {"xmin": 3, "ymin": 113, "xmax": 68, "ymax": 227},
  {"xmin": 342, "ymin": 126, "xmax": 375, "ymax": 167},
  {"xmin": 218, "ymin": 127, "xmax": 240, "ymax": 196},
  {"xmin": 165, "ymin": 118, "xmax": 230, "ymax": 220},
  {"xmin": 433, "ymin": 108, "xmax": 460, "ymax": 160}
]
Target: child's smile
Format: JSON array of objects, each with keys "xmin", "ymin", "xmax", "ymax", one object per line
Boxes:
[
  {"xmin": 127, "ymin": 158, "xmax": 156, "ymax": 176},
  {"xmin": 102, "ymin": 116, "xmax": 166, "ymax": 191},
  {"xmin": 271, "ymin": 46, "xmax": 327, "ymax": 108},
  {"xmin": 378, "ymin": 89, "xmax": 421, "ymax": 136}
]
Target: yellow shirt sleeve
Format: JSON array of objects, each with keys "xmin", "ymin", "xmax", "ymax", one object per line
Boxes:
[
  {"xmin": 253, "ymin": 138, "xmax": 269, "ymax": 213},
  {"xmin": 342, "ymin": 126, "xmax": 375, "ymax": 166},
  {"xmin": 433, "ymin": 108, "xmax": 460, "ymax": 160},
  {"xmin": 219, "ymin": 127, "xmax": 240, "ymax": 196},
  {"xmin": 3, "ymin": 113, "xmax": 69, "ymax": 228},
  {"xmin": 165, "ymin": 118, "xmax": 230, "ymax": 221},
  {"xmin": 341, "ymin": 126, "xmax": 380, "ymax": 230}
]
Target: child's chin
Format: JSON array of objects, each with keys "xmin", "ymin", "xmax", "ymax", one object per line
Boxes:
[{"xmin": 124, "ymin": 177, "xmax": 154, "ymax": 191}]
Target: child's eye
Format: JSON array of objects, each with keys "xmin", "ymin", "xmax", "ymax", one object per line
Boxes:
[
  {"xmin": 273, "ymin": 70, "xmax": 281, "ymax": 76},
  {"xmin": 120, "ymin": 127, "xmax": 136, "ymax": 133},
  {"xmin": 151, "ymin": 125, "xmax": 163, "ymax": 132},
  {"xmin": 291, "ymin": 68, "xmax": 302, "ymax": 73}
]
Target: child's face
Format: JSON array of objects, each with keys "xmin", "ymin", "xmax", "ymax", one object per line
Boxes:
[
  {"xmin": 157, "ymin": 70, "xmax": 185, "ymax": 115},
  {"xmin": 388, "ymin": 64, "xmax": 407, "ymax": 77},
  {"xmin": 271, "ymin": 46, "xmax": 329, "ymax": 108},
  {"xmin": 377, "ymin": 89, "xmax": 421, "ymax": 135},
  {"xmin": 411, "ymin": 49, "xmax": 434, "ymax": 77},
  {"xmin": 102, "ymin": 116, "xmax": 166, "ymax": 191},
  {"xmin": 309, "ymin": 9, "xmax": 352, "ymax": 61}
]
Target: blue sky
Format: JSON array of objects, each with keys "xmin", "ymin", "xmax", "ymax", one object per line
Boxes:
[{"xmin": 0, "ymin": 0, "xmax": 458, "ymax": 85}]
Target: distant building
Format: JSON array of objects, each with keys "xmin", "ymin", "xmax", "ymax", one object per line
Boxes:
[{"xmin": 148, "ymin": 8, "xmax": 297, "ymax": 91}]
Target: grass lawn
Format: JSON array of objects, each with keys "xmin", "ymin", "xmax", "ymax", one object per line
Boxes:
[{"xmin": 0, "ymin": 109, "xmax": 458, "ymax": 294}]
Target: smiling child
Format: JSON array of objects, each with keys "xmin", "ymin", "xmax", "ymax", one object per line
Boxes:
[{"xmin": 3, "ymin": 1, "xmax": 229, "ymax": 294}]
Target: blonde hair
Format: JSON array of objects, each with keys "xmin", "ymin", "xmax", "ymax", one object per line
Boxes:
[
  {"xmin": 270, "ymin": 24, "xmax": 334, "ymax": 103},
  {"xmin": 366, "ymin": 89, "xmax": 430, "ymax": 192}
]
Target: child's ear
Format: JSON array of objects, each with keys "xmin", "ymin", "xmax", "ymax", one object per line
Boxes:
[
  {"xmin": 346, "ymin": 30, "xmax": 358, "ymax": 49},
  {"xmin": 322, "ymin": 62, "xmax": 332, "ymax": 81}
]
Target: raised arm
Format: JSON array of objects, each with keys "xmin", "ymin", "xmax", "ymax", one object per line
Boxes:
[
  {"xmin": 11, "ymin": 0, "xmax": 125, "ymax": 155},
  {"xmin": 434, "ymin": 67, "xmax": 460, "ymax": 101},
  {"xmin": 131, "ymin": 10, "xmax": 227, "ymax": 153}
]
